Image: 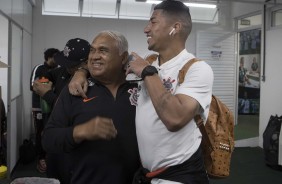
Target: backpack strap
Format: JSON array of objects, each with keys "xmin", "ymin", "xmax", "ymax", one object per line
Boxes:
[
  {"xmin": 195, "ymin": 115, "xmax": 213, "ymax": 153},
  {"xmin": 177, "ymin": 58, "xmax": 213, "ymax": 152},
  {"xmin": 144, "ymin": 54, "xmax": 158, "ymax": 64},
  {"xmin": 178, "ymin": 58, "xmax": 199, "ymax": 85}
]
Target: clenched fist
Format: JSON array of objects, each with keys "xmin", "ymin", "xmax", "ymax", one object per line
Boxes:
[{"xmin": 73, "ymin": 116, "xmax": 117, "ymax": 143}]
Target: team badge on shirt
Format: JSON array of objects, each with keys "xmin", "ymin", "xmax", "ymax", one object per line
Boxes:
[
  {"xmin": 88, "ymin": 79, "xmax": 95, "ymax": 86},
  {"xmin": 162, "ymin": 77, "xmax": 176, "ymax": 92},
  {"xmin": 128, "ymin": 87, "xmax": 138, "ymax": 106}
]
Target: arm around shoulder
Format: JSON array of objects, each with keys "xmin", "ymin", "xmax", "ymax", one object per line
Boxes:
[{"xmin": 69, "ymin": 69, "xmax": 89, "ymax": 98}]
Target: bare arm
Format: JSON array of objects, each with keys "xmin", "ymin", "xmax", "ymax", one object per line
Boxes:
[
  {"xmin": 68, "ymin": 69, "xmax": 89, "ymax": 99},
  {"xmin": 143, "ymin": 75, "xmax": 199, "ymax": 132}
]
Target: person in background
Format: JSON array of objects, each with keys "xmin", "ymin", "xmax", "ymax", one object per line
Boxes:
[
  {"xmin": 33, "ymin": 38, "xmax": 90, "ymax": 184},
  {"xmin": 42, "ymin": 31, "xmax": 140, "ymax": 184},
  {"xmin": 251, "ymin": 56, "xmax": 259, "ymax": 73},
  {"xmin": 30, "ymin": 48, "xmax": 59, "ymax": 173},
  {"xmin": 239, "ymin": 56, "xmax": 251, "ymax": 86},
  {"xmin": 239, "ymin": 91, "xmax": 250, "ymax": 114},
  {"xmin": 68, "ymin": 1, "xmax": 213, "ymax": 183},
  {"xmin": 33, "ymin": 38, "xmax": 90, "ymax": 108}
]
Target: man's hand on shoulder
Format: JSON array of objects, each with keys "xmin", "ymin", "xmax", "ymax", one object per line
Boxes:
[{"xmin": 69, "ymin": 69, "xmax": 89, "ymax": 99}]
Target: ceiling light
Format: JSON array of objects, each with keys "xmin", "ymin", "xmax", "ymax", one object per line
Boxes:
[
  {"xmin": 146, "ymin": 1, "xmax": 216, "ymax": 9},
  {"xmin": 184, "ymin": 3, "xmax": 216, "ymax": 9},
  {"xmin": 145, "ymin": 0, "xmax": 162, "ymax": 4}
]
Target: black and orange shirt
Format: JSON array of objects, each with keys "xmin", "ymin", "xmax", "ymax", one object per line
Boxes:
[{"xmin": 42, "ymin": 78, "xmax": 140, "ymax": 184}]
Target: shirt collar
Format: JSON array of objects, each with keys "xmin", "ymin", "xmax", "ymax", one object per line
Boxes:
[{"xmin": 153, "ymin": 49, "xmax": 191, "ymax": 70}]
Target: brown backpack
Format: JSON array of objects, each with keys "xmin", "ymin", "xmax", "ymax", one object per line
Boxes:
[{"xmin": 178, "ymin": 58, "xmax": 235, "ymax": 178}]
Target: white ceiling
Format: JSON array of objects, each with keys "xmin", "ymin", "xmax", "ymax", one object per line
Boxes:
[{"xmin": 42, "ymin": 0, "xmax": 219, "ymax": 24}]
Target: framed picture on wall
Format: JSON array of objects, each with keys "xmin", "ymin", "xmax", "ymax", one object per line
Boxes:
[
  {"xmin": 238, "ymin": 29, "xmax": 261, "ymax": 115},
  {"xmin": 239, "ymin": 29, "xmax": 261, "ymax": 55},
  {"xmin": 239, "ymin": 54, "xmax": 260, "ymax": 89}
]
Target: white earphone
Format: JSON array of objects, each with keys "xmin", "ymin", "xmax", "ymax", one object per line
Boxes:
[{"xmin": 169, "ymin": 28, "xmax": 175, "ymax": 36}]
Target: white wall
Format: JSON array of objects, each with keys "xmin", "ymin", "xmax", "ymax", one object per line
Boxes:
[
  {"xmin": 196, "ymin": 31, "xmax": 237, "ymax": 115},
  {"xmin": 259, "ymin": 27, "xmax": 282, "ymax": 147},
  {"xmin": 0, "ymin": 0, "xmax": 12, "ymax": 18},
  {"xmin": 22, "ymin": 31, "xmax": 33, "ymax": 139},
  {"xmin": 232, "ymin": 2, "xmax": 262, "ymax": 18}
]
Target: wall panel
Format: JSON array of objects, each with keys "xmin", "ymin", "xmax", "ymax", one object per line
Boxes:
[{"xmin": 196, "ymin": 31, "xmax": 237, "ymax": 116}]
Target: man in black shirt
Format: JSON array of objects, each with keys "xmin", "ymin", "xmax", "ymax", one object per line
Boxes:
[
  {"xmin": 42, "ymin": 31, "xmax": 140, "ymax": 184},
  {"xmin": 30, "ymin": 48, "xmax": 59, "ymax": 173},
  {"xmin": 33, "ymin": 38, "xmax": 90, "ymax": 184}
]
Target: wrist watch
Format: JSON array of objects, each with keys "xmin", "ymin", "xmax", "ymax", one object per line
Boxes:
[{"xmin": 141, "ymin": 65, "xmax": 158, "ymax": 80}]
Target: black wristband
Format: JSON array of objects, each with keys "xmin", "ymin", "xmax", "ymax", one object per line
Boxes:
[{"xmin": 141, "ymin": 65, "xmax": 158, "ymax": 80}]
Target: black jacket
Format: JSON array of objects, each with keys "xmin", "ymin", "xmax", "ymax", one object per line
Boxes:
[
  {"xmin": 42, "ymin": 79, "xmax": 140, "ymax": 184},
  {"xmin": 30, "ymin": 62, "xmax": 57, "ymax": 109},
  {"xmin": 42, "ymin": 67, "xmax": 71, "ymax": 108}
]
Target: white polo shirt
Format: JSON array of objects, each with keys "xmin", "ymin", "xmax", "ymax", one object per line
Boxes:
[{"xmin": 136, "ymin": 49, "xmax": 213, "ymax": 171}]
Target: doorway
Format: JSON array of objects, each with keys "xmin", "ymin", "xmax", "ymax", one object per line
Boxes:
[{"xmin": 236, "ymin": 29, "xmax": 261, "ymax": 141}]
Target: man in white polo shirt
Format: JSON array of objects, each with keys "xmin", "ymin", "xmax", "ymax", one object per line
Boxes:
[{"xmin": 127, "ymin": 1, "xmax": 213, "ymax": 183}]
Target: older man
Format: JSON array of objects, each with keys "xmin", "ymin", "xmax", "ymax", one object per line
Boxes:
[{"xmin": 42, "ymin": 31, "xmax": 140, "ymax": 184}]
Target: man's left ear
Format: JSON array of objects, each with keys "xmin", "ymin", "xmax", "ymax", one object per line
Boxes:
[{"xmin": 173, "ymin": 22, "xmax": 181, "ymax": 35}]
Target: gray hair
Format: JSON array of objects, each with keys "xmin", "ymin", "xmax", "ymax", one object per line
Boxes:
[{"xmin": 99, "ymin": 30, "xmax": 128, "ymax": 55}]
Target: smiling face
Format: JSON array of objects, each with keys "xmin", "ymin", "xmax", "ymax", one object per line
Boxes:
[
  {"xmin": 87, "ymin": 33, "xmax": 127, "ymax": 83},
  {"xmin": 144, "ymin": 10, "xmax": 174, "ymax": 52}
]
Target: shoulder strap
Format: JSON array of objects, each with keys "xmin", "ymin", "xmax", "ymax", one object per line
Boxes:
[
  {"xmin": 195, "ymin": 114, "xmax": 213, "ymax": 153},
  {"xmin": 145, "ymin": 54, "xmax": 158, "ymax": 64},
  {"xmin": 178, "ymin": 58, "xmax": 199, "ymax": 85},
  {"xmin": 177, "ymin": 58, "xmax": 213, "ymax": 152}
]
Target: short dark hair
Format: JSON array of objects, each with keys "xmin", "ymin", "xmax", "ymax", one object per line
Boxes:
[
  {"xmin": 44, "ymin": 48, "xmax": 59, "ymax": 61},
  {"xmin": 154, "ymin": 0, "xmax": 192, "ymax": 38}
]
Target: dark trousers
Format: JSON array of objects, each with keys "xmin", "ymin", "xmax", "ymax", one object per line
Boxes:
[
  {"xmin": 32, "ymin": 111, "xmax": 46, "ymax": 159},
  {"xmin": 133, "ymin": 147, "xmax": 209, "ymax": 184},
  {"xmin": 46, "ymin": 153, "xmax": 72, "ymax": 184}
]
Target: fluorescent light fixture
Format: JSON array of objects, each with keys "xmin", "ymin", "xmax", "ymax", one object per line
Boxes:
[
  {"xmin": 184, "ymin": 3, "xmax": 216, "ymax": 9},
  {"xmin": 146, "ymin": 1, "xmax": 216, "ymax": 9},
  {"xmin": 146, "ymin": 0, "xmax": 162, "ymax": 4}
]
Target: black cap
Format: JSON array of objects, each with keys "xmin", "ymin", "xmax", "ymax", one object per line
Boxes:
[{"xmin": 54, "ymin": 38, "xmax": 90, "ymax": 68}]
